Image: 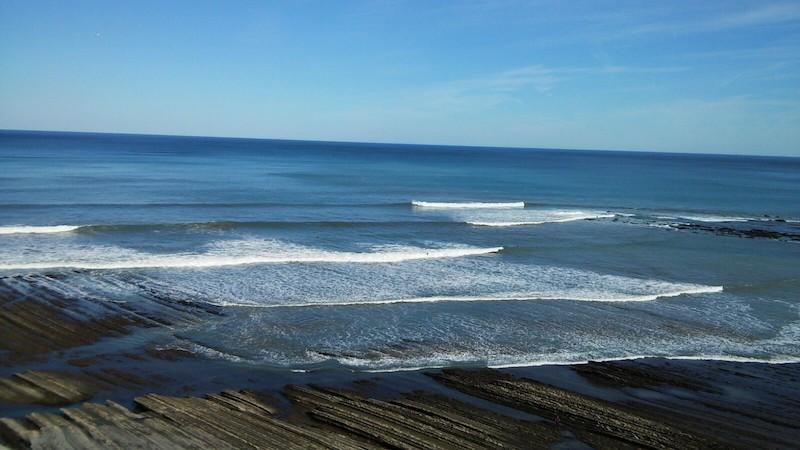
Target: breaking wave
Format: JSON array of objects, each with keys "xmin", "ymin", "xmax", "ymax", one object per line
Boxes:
[
  {"xmin": 412, "ymin": 201, "xmax": 525, "ymax": 209},
  {"xmin": 211, "ymin": 285, "xmax": 723, "ymax": 309},
  {"xmin": 467, "ymin": 211, "xmax": 615, "ymax": 227},
  {"xmin": 444, "ymin": 209, "xmax": 616, "ymax": 227},
  {"xmin": 0, "ymin": 240, "xmax": 503, "ymax": 270},
  {"xmin": 656, "ymin": 214, "xmax": 751, "ymax": 223},
  {"xmin": 362, "ymin": 354, "xmax": 800, "ymax": 373},
  {"xmin": 0, "ymin": 225, "xmax": 82, "ymax": 234}
]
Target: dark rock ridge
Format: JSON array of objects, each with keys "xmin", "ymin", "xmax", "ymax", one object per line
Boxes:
[
  {"xmin": 432, "ymin": 362, "xmax": 800, "ymax": 449},
  {"xmin": 285, "ymin": 384, "xmax": 562, "ymax": 449},
  {"xmin": 3, "ymin": 361, "xmax": 800, "ymax": 449},
  {"xmin": 0, "ymin": 372, "xmax": 94, "ymax": 406},
  {"xmin": 0, "ymin": 385, "xmax": 563, "ymax": 449},
  {"xmin": 670, "ymin": 222, "xmax": 800, "ymax": 241},
  {"xmin": 432, "ymin": 368, "xmax": 716, "ymax": 449},
  {"xmin": 0, "ymin": 389, "xmax": 368, "ymax": 449}
]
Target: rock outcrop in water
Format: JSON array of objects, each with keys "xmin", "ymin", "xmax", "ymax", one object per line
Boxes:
[{"xmin": 670, "ymin": 222, "xmax": 800, "ymax": 241}]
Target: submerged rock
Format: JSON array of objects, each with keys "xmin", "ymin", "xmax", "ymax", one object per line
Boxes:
[{"xmin": 670, "ymin": 222, "xmax": 800, "ymax": 241}]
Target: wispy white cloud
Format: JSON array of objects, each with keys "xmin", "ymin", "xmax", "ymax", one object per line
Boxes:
[
  {"xmin": 684, "ymin": 43, "xmax": 800, "ymax": 61},
  {"xmin": 623, "ymin": 2, "xmax": 800, "ymax": 37},
  {"xmin": 719, "ymin": 60, "xmax": 800, "ymax": 88},
  {"xmin": 483, "ymin": 66, "xmax": 563, "ymax": 93},
  {"xmin": 405, "ymin": 64, "xmax": 689, "ymax": 113},
  {"xmin": 527, "ymin": 2, "xmax": 800, "ymax": 47},
  {"xmin": 387, "ymin": 65, "xmax": 564, "ymax": 114},
  {"xmin": 705, "ymin": 2, "xmax": 800, "ymax": 30}
]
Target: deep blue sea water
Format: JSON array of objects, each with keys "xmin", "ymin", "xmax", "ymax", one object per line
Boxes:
[{"xmin": 1, "ymin": 130, "xmax": 799, "ymax": 371}]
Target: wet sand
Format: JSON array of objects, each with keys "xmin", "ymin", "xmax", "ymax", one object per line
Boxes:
[{"xmin": 2, "ymin": 274, "xmax": 799, "ymax": 449}]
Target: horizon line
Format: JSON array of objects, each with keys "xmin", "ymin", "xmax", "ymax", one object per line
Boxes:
[{"xmin": 1, "ymin": 128, "xmax": 796, "ymax": 159}]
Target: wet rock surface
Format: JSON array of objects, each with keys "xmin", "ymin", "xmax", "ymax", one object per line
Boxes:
[
  {"xmin": 432, "ymin": 368, "xmax": 716, "ymax": 449},
  {"xmin": 0, "ymin": 385, "xmax": 558, "ymax": 449},
  {"xmin": 2, "ymin": 362, "xmax": 800, "ymax": 449},
  {"xmin": 0, "ymin": 372, "xmax": 95, "ymax": 406},
  {"xmin": 0, "ymin": 273, "xmax": 216, "ymax": 366},
  {"xmin": 670, "ymin": 222, "xmax": 800, "ymax": 241},
  {"xmin": 433, "ymin": 362, "xmax": 800, "ymax": 449},
  {"xmin": 285, "ymin": 385, "xmax": 562, "ymax": 449},
  {"xmin": 571, "ymin": 359, "xmax": 712, "ymax": 390},
  {"xmin": 0, "ymin": 389, "xmax": 369, "ymax": 450}
]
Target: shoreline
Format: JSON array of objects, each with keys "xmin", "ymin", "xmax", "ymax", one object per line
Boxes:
[
  {"xmin": 2, "ymin": 278, "xmax": 800, "ymax": 448},
  {"xmin": 361, "ymin": 352, "xmax": 800, "ymax": 373}
]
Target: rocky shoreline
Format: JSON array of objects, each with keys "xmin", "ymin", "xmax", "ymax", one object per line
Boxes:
[
  {"xmin": 2, "ymin": 359, "xmax": 799, "ymax": 449},
  {"xmin": 2, "ymin": 275, "xmax": 800, "ymax": 449}
]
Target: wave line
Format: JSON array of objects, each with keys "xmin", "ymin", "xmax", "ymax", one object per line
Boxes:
[
  {"xmin": 0, "ymin": 225, "xmax": 82, "ymax": 235},
  {"xmin": 0, "ymin": 246, "xmax": 504, "ymax": 270},
  {"xmin": 213, "ymin": 285, "xmax": 723, "ymax": 309},
  {"xmin": 412, "ymin": 201, "xmax": 525, "ymax": 209}
]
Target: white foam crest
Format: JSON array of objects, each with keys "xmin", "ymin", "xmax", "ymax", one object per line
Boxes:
[
  {"xmin": 452, "ymin": 209, "xmax": 614, "ymax": 227},
  {"xmin": 337, "ymin": 352, "xmax": 800, "ymax": 373},
  {"xmin": 468, "ymin": 221, "xmax": 546, "ymax": 227},
  {"xmin": 0, "ymin": 240, "xmax": 503, "ymax": 270},
  {"xmin": 412, "ymin": 201, "xmax": 525, "ymax": 209},
  {"xmin": 126, "ymin": 255, "xmax": 726, "ymax": 310},
  {"xmin": 487, "ymin": 354, "xmax": 800, "ymax": 369},
  {"xmin": 0, "ymin": 225, "xmax": 82, "ymax": 235},
  {"xmin": 657, "ymin": 213, "xmax": 770, "ymax": 223},
  {"xmin": 468, "ymin": 211, "xmax": 615, "ymax": 227},
  {"xmin": 680, "ymin": 214, "xmax": 751, "ymax": 222},
  {"xmin": 212, "ymin": 285, "xmax": 723, "ymax": 309},
  {"xmin": 157, "ymin": 342, "xmax": 245, "ymax": 363},
  {"xmin": 331, "ymin": 352, "xmax": 800, "ymax": 373},
  {"xmin": 649, "ymin": 223, "xmax": 682, "ymax": 230}
]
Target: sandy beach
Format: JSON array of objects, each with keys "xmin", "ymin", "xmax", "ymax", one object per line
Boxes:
[{"xmin": 2, "ymin": 278, "xmax": 799, "ymax": 449}]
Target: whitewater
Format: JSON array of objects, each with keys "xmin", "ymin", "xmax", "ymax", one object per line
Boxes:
[
  {"xmin": 0, "ymin": 225, "xmax": 82, "ymax": 234},
  {"xmin": 210, "ymin": 285, "xmax": 724, "ymax": 309},
  {"xmin": 0, "ymin": 243, "xmax": 504, "ymax": 270},
  {"xmin": 2, "ymin": 131, "xmax": 799, "ymax": 372},
  {"xmin": 412, "ymin": 201, "xmax": 525, "ymax": 209}
]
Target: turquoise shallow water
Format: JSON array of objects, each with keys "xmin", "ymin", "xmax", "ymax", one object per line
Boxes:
[{"xmin": 1, "ymin": 130, "xmax": 799, "ymax": 371}]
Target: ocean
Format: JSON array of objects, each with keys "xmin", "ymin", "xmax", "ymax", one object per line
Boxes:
[{"xmin": 1, "ymin": 130, "xmax": 799, "ymax": 372}]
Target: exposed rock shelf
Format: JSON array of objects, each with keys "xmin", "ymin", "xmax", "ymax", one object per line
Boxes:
[
  {"xmin": 1, "ymin": 386, "xmax": 559, "ymax": 449},
  {"xmin": 432, "ymin": 368, "xmax": 712, "ymax": 449},
  {"xmin": 0, "ymin": 372, "xmax": 94, "ymax": 406},
  {"xmin": 5, "ymin": 361, "xmax": 800, "ymax": 449},
  {"xmin": 285, "ymin": 385, "xmax": 561, "ymax": 449},
  {"xmin": 0, "ymin": 273, "xmax": 217, "ymax": 365}
]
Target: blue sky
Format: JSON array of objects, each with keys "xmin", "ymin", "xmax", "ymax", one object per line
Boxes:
[{"xmin": 1, "ymin": 1, "xmax": 799, "ymax": 155}]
